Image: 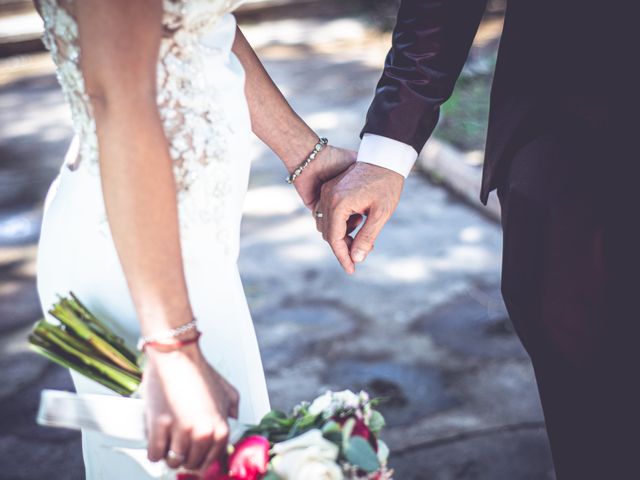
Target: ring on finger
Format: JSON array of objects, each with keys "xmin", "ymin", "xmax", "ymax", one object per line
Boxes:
[{"xmin": 167, "ymin": 449, "xmax": 186, "ymax": 465}]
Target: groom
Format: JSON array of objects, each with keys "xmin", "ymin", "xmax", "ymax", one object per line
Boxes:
[{"xmin": 315, "ymin": 0, "xmax": 637, "ymax": 478}]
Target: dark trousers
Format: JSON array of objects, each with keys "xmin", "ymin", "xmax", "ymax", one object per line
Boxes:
[{"xmin": 497, "ymin": 116, "xmax": 640, "ymax": 479}]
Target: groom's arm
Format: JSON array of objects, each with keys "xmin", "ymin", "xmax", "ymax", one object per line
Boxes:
[
  {"xmin": 317, "ymin": 0, "xmax": 488, "ymax": 273},
  {"xmin": 359, "ymin": 0, "xmax": 488, "ymax": 176}
]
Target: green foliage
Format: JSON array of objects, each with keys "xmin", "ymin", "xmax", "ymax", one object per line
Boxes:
[
  {"xmin": 368, "ymin": 410, "xmax": 386, "ymax": 435},
  {"xmin": 436, "ymin": 53, "xmax": 497, "ymax": 152},
  {"xmin": 344, "ymin": 436, "xmax": 381, "ymax": 473},
  {"xmin": 322, "ymin": 420, "xmax": 343, "ymax": 445},
  {"xmin": 341, "ymin": 417, "xmax": 356, "ymax": 453},
  {"xmin": 262, "ymin": 472, "xmax": 282, "ymax": 480}
]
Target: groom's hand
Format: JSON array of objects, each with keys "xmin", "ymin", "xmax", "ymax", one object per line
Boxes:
[{"xmin": 316, "ymin": 162, "xmax": 404, "ymax": 274}]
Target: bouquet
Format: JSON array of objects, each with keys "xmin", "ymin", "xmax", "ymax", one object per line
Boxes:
[
  {"xmin": 181, "ymin": 390, "xmax": 393, "ymax": 480},
  {"xmin": 30, "ymin": 294, "xmax": 394, "ymax": 480}
]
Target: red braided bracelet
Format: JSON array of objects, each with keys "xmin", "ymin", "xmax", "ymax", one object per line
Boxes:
[{"xmin": 141, "ymin": 331, "xmax": 202, "ymax": 352}]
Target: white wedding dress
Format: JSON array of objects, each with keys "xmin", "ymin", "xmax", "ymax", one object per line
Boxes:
[{"xmin": 35, "ymin": 1, "xmax": 270, "ymax": 478}]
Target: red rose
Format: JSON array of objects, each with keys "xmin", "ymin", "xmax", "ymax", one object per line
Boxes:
[
  {"xmin": 177, "ymin": 460, "xmax": 231, "ymax": 480},
  {"xmin": 351, "ymin": 418, "xmax": 373, "ymax": 443},
  {"xmin": 204, "ymin": 460, "xmax": 232, "ymax": 480},
  {"xmin": 177, "ymin": 474, "xmax": 201, "ymax": 480},
  {"xmin": 335, "ymin": 416, "xmax": 377, "ymax": 451},
  {"xmin": 228, "ymin": 435, "xmax": 270, "ymax": 480}
]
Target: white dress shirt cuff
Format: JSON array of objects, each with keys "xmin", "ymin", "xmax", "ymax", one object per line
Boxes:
[{"xmin": 357, "ymin": 133, "xmax": 418, "ymax": 178}]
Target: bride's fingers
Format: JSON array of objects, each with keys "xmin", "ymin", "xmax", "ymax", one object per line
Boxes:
[
  {"xmin": 184, "ymin": 430, "xmax": 214, "ymax": 471},
  {"xmin": 202, "ymin": 422, "xmax": 230, "ymax": 471},
  {"xmin": 222, "ymin": 382, "xmax": 240, "ymax": 420},
  {"xmin": 166, "ymin": 430, "xmax": 190, "ymax": 469},
  {"xmin": 228, "ymin": 399, "xmax": 239, "ymax": 420},
  {"xmin": 200, "ymin": 443, "xmax": 221, "ymax": 474},
  {"xmin": 147, "ymin": 416, "xmax": 170, "ymax": 462}
]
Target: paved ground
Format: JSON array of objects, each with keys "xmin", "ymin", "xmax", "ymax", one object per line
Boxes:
[{"xmin": 0, "ymin": 9, "xmax": 555, "ymax": 480}]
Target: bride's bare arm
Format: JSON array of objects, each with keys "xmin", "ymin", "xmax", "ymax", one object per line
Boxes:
[
  {"xmin": 75, "ymin": 0, "xmax": 237, "ymax": 471},
  {"xmin": 232, "ymin": 26, "xmax": 356, "ymax": 208}
]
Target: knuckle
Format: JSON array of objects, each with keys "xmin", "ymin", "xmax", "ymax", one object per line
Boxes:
[
  {"xmin": 192, "ymin": 428, "xmax": 214, "ymax": 444},
  {"xmin": 177, "ymin": 424, "xmax": 193, "ymax": 438},
  {"xmin": 330, "ymin": 194, "xmax": 345, "ymax": 210},
  {"xmin": 155, "ymin": 414, "xmax": 172, "ymax": 430},
  {"xmin": 215, "ymin": 424, "xmax": 230, "ymax": 441},
  {"xmin": 368, "ymin": 208, "xmax": 388, "ymax": 223},
  {"xmin": 359, "ymin": 232, "xmax": 376, "ymax": 245}
]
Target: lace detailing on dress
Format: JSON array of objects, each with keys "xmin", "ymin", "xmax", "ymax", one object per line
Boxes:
[
  {"xmin": 157, "ymin": 0, "xmax": 246, "ymax": 239},
  {"xmin": 39, "ymin": 0, "xmax": 248, "ymax": 241},
  {"xmin": 39, "ymin": 0, "xmax": 98, "ymax": 173}
]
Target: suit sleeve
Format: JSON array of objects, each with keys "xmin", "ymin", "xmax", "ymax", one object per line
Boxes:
[{"xmin": 361, "ymin": 0, "xmax": 488, "ymax": 154}]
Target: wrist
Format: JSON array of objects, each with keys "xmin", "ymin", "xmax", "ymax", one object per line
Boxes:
[
  {"xmin": 145, "ymin": 337, "xmax": 203, "ymax": 363},
  {"xmin": 355, "ymin": 160, "xmax": 406, "ymax": 181},
  {"xmin": 279, "ymin": 129, "xmax": 322, "ymax": 174}
]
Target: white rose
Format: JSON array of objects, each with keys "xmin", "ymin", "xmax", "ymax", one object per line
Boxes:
[
  {"xmin": 331, "ymin": 390, "xmax": 361, "ymax": 409},
  {"xmin": 292, "ymin": 457, "xmax": 343, "ymax": 480},
  {"xmin": 272, "ymin": 430, "xmax": 343, "ymax": 480},
  {"xmin": 308, "ymin": 392, "xmax": 333, "ymax": 417},
  {"xmin": 308, "ymin": 390, "xmax": 362, "ymax": 418}
]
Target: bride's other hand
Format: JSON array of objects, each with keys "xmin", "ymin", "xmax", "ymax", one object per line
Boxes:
[
  {"xmin": 73, "ymin": 1, "xmax": 237, "ymax": 471},
  {"xmin": 294, "ymin": 146, "xmax": 357, "ymax": 208},
  {"xmin": 142, "ymin": 342, "xmax": 239, "ymax": 471},
  {"xmin": 231, "ymin": 28, "xmax": 356, "ymax": 208}
]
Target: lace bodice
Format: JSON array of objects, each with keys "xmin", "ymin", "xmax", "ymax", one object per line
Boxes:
[{"xmin": 38, "ymin": 0, "xmax": 248, "ymax": 242}]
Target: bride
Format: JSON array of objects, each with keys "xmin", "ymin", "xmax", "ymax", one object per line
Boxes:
[{"xmin": 34, "ymin": 0, "xmax": 355, "ymax": 477}]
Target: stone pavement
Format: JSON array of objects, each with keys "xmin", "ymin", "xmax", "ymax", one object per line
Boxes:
[{"xmin": 0, "ymin": 10, "xmax": 555, "ymax": 480}]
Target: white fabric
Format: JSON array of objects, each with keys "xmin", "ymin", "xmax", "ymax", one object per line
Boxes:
[
  {"xmin": 357, "ymin": 133, "xmax": 418, "ymax": 178},
  {"xmin": 36, "ymin": 2, "xmax": 270, "ymax": 479},
  {"xmin": 37, "ymin": 390, "xmax": 247, "ymax": 444}
]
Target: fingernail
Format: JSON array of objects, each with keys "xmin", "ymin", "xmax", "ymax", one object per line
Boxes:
[{"xmin": 352, "ymin": 249, "xmax": 367, "ymax": 263}]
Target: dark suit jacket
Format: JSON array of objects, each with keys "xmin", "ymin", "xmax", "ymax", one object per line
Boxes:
[{"xmin": 361, "ymin": 0, "xmax": 621, "ymax": 204}]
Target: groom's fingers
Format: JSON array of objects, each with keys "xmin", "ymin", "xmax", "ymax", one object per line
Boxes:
[
  {"xmin": 325, "ymin": 205, "xmax": 355, "ymax": 274},
  {"xmin": 351, "ymin": 207, "xmax": 388, "ymax": 263}
]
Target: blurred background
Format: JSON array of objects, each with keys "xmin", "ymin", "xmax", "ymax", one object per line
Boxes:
[{"xmin": 0, "ymin": 0, "xmax": 555, "ymax": 478}]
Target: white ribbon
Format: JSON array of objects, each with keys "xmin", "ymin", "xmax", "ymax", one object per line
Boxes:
[{"xmin": 37, "ymin": 389, "xmax": 246, "ymax": 444}]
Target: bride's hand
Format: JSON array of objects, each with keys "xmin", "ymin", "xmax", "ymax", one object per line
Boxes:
[
  {"xmin": 141, "ymin": 342, "xmax": 239, "ymax": 471},
  {"xmin": 293, "ymin": 146, "xmax": 357, "ymax": 209}
]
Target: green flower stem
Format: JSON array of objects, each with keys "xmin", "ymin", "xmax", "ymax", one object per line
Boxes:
[
  {"xmin": 67, "ymin": 293, "xmax": 139, "ymax": 364},
  {"xmin": 49, "ymin": 300, "xmax": 140, "ymax": 375},
  {"xmin": 28, "ymin": 338, "xmax": 134, "ymax": 396},
  {"xmin": 31, "ymin": 321, "xmax": 141, "ymax": 394}
]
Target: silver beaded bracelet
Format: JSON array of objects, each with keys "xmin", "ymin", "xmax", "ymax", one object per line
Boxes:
[
  {"xmin": 286, "ymin": 137, "xmax": 329, "ymax": 184},
  {"xmin": 137, "ymin": 318, "xmax": 198, "ymax": 351}
]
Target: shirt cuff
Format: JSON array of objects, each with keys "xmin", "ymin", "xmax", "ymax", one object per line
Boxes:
[{"xmin": 357, "ymin": 134, "xmax": 418, "ymax": 178}]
